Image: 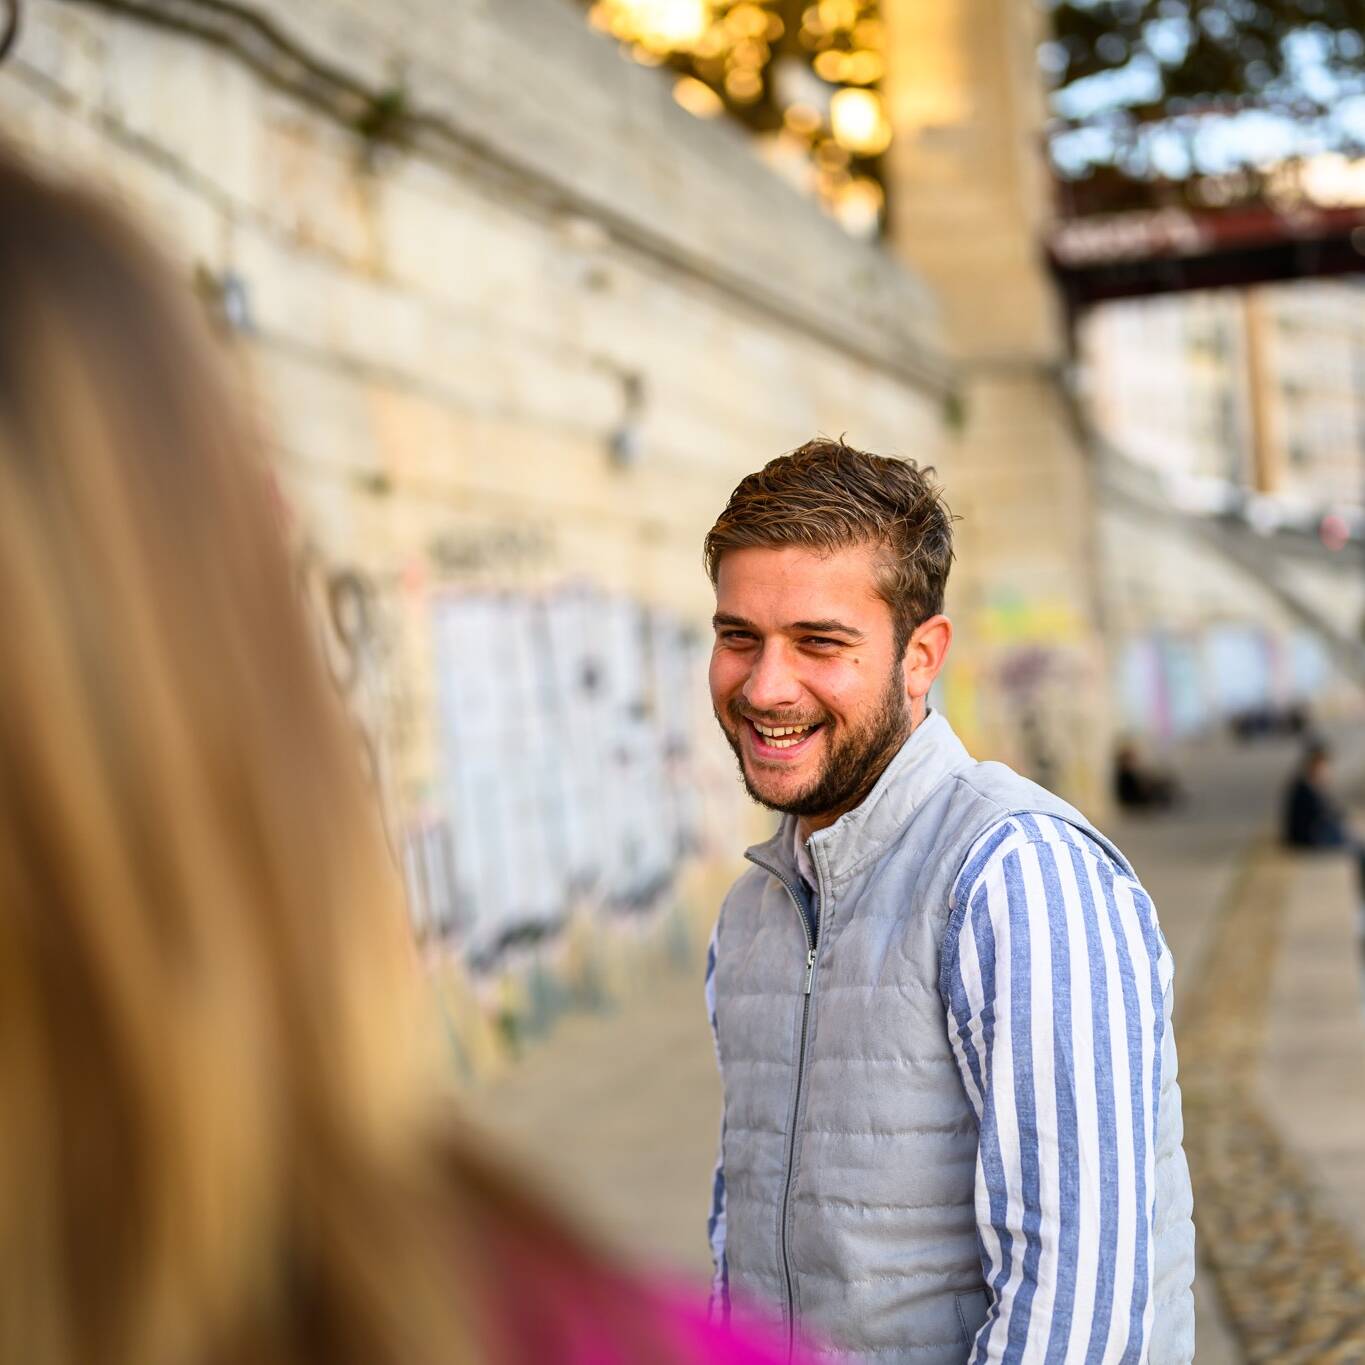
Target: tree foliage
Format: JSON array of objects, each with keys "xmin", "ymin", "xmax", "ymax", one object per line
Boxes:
[{"xmin": 1044, "ymin": 0, "xmax": 1365, "ymax": 212}]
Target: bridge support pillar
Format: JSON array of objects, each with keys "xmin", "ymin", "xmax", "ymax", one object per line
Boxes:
[{"xmin": 884, "ymin": 0, "xmax": 1112, "ymax": 810}]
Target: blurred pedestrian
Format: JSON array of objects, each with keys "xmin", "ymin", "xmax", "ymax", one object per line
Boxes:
[
  {"xmin": 0, "ymin": 145, "xmax": 803, "ymax": 1365},
  {"xmin": 1282, "ymin": 740, "xmax": 1365, "ymax": 896},
  {"xmin": 702, "ymin": 440, "xmax": 1195, "ymax": 1363},
  {"xmin": 1114, "ymin": 738, "xmax": 1181, "ymax": 811}
]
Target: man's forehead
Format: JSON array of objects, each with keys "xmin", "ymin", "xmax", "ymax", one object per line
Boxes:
[{"xmin": 713, "ymin": 543, "xmax": 887, "ymax": 617}]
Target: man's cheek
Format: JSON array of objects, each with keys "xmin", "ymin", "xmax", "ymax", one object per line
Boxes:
[
  {"xmin": 706, "ymin": 653, "xmax": 725, "ymax": 702},
  {"xmin": 708, "ymin": 655, "xmax": 742, "ymax": 707}
]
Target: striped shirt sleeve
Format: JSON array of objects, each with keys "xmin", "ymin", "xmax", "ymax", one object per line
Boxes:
[
  {"xmin": 942, "ymin": 813, "xmax": 1174, "ymax": 1364},
  {"xmin": 704, "ymin": 921, "xmax": 730, "ymax": 1318}
]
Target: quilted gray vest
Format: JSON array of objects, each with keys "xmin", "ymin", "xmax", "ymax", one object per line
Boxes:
[{"xmin": 713, "ymin": 713, "xmax": 1195, "ymax": 1363}]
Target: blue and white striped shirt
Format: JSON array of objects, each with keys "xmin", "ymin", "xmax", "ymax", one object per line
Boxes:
[{"xmin": 706, "ymin": 812, "xmax": 1173, "ymax": 1362}]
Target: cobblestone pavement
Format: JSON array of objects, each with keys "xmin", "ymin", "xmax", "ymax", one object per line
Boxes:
[
  {"xmin": 471, "ymin": 733, "xmax": 1361, "ymax": 1360},
  {"xmin": 1178, "ymin": 847, "xmax": 1365, "ymax": 1364}
]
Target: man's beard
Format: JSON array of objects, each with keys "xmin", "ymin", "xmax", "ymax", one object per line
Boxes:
[{"xmin": 717, "ymin": 666, "xmax": 912, "ymax": 821}]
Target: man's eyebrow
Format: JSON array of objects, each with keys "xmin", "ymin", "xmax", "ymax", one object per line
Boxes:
[
  {"xmin": 711, "ymin": 613, "xmax": 866, "ymax": 640},
  {"xmin": 791, "ymin": 619, "xmax": 865, "ymax": 640}
]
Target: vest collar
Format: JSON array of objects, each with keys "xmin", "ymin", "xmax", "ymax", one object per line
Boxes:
[{"xmin": 744, "ymin": 711, "xmax": 973, "ymax": 891}]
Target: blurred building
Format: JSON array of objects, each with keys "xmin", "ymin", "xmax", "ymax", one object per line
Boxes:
[
  {"xmin": 1081, "ymin": 281, "xmax": 1365, "ymax": 743},
  {"xmin": 1250, "ymin": 282, "xmax": 1365, "ymax": 515},
  {"xmin": 1083, "ymin": 281, "xmax": 1365, "ymax": 520},
  {"xmin": 1084, "ymin": 291, "xmax": 1254, "ymax": 491}
]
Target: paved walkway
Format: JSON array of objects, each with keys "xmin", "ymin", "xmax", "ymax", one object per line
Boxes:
[
  {"xmin": 470, "ymin": 731, "xmax": 1360, "ymax": 1360},
  {"xmin": 1262, "ymin": 855, "xmax": 1365, "ymax": 1238},
  {"xmin": 471, "ymin": 951, "xmax": 724, "ymax": 1280}
]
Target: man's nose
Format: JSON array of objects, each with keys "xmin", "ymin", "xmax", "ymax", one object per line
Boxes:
[{"xmin": 742, "ymin": 642, "xmax": 801, "ymax": 713}]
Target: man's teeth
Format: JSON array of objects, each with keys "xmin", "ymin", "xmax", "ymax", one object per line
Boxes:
[{"xmin": 753, "ymin": 721, "xmax": 817, "ymax": 748}]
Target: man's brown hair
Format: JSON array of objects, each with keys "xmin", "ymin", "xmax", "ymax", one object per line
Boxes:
[{"xmin": 704, "ymin": 437, "xmax": 955, "ymax": 654}]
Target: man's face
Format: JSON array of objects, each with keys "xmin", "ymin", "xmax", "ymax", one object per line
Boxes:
[{"xmin": 708, "ymin": 543, "xmax": 914, "ymax": 827}]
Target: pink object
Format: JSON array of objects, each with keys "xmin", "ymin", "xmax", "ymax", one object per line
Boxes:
[
  {"xmin": 480, "ymin": 1214, "xmax": 819, "ymax": 1365},
  {"xmin": 663, "ymin": 1294, "xmax": 817, "ymax": 1364}
]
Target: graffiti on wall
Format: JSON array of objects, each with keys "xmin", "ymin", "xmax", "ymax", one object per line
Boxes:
[
  {"xmin": 293, "ymin": 539, "xmax": 399, "ymax": 836},
  {"xmin": 1117, "ymin": 625, "xmax": 1333, "ymax": 740},
  {"xmin": 419, "ymin": 583, "xmax": 706, "ymax": 964},
  {"xmin": 402, "ymin": 812, "xmax": 460, "ymax": 939},
  {"xmin": 427, "ymin": 524, "xmax": 553, "ymax": 577},
  {"xmin": 947, "ymin": 591, "xmax": 1093, "ymax": 795},
  {"xmin": 290, "ymin": 517, "xmax": 725, "ymax": 973},
  {"xmin": 995, "ymin": 645, "xmax": 1069, "ymax": 795}
]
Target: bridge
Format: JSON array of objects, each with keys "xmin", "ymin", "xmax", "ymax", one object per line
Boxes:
[{"xmin": 1049, "ymin": 201, "xmax": 1365, "ymax": 312}]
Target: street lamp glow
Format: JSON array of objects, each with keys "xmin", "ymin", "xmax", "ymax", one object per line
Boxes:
[
  {"xmin": 674, "ymin": 74, "xmax": 725, "ymax": 118},
  {"xmin": 829, "ymin": 87, "xmax": 891, "ymax": 156},
  {"xmin": 607, "ymin": 0, "xmax": 710, "ymax": 49}
]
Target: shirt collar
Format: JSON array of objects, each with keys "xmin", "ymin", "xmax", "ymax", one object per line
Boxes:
[{"xmin": 792, "ymin": 820, "xmax": 817, "ymax": 892}]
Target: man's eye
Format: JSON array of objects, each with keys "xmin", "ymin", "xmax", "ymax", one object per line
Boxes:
[
  {"xmin": 803, "ymin": 637, "xmax": 840, "ymax": 648},
  {"xmin": 720, "ymin": 630, "xmax": 755, "ymax": 643}
]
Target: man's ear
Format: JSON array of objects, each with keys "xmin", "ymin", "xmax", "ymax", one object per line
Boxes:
[{"xmin": 903, "ymin": 614, "xmax": 952, "ymax": 701}]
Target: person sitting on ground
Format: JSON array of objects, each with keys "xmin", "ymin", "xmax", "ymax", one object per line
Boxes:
[
  {"xmin": 1283, "ymin": 740, "xmax": 1365, "ymax": 897},
  {"xmin": 1114, "ymin": 738, "xmax": 1182, "ymax": 811},
  {"xmin": 0, "ymin": 144, "xmax": 805, "ymax": 1365},
  {"xmin": 1284, "ymin": 741, "xmax": 1351, "ymax": 848}
]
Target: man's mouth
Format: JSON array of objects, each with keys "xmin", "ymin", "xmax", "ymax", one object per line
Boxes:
[{"xmin": 745, "ymin": 717, "xmax": 824, "ymax": 757}]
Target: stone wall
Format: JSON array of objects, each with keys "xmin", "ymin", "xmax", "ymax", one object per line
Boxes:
[{"xmin": 1, "ymin": 0, "xmax": 952, "ymax": 1069}]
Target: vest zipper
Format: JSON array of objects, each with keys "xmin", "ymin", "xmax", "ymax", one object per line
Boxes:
[
  {"xmin": 743, "ymin": 851, "xmax": 822, "ymax": 1358},
  {"xmin": 775, "ymin": 872, "xmax": 819, "ymax": 1354}
]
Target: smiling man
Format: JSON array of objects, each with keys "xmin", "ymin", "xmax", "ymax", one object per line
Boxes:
[{"xmin": 702, "ymin": 440, "xmax": 1195, "ymax": 1365}]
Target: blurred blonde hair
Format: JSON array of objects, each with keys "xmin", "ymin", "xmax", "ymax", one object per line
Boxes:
[{"xmin": 0, "ymin": 147, "xmax": 676, "ymax": 1365}]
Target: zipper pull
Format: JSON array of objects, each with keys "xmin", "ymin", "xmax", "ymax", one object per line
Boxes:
[{"xmin": 803, "ymin": 947, "xmax": 816, "ymax": 995}]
